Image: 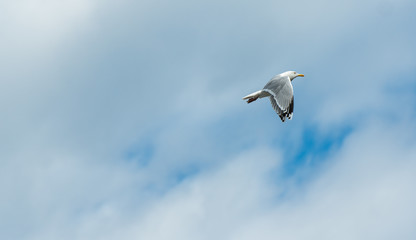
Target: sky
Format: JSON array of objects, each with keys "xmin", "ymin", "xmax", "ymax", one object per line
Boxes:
[{"xmin": 1, "ymin": 0, "xmax": 416, "ymax": 239}]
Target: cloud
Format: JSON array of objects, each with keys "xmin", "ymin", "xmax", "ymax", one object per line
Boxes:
[
  {"xmin": 122, "ymin": 119, "xmax": 416, "ymax": 240},
  {"xmin": 231, "ymin": 119, "xmax": 416, "ymax": 240},
  {"xmin": 0, "ymin": 0, "xmax": 416, "ymax": 239},
  {"xmin": 18, "ymin": 118, "xmax": 416, "ymax": 240}
]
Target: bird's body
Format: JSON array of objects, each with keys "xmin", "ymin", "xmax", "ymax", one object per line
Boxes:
[{"xmin": 242, "ymin": 71, "xmax": 304, "ymax": 122}]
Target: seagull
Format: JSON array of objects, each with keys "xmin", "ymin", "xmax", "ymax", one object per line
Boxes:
[{"xmin": 242, "ymin": 71, "xmax": 304, "ymax": 122}]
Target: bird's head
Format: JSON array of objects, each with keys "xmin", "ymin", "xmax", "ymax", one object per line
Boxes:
[{"xmin": 283, "ymin": 71, "xmax": 304, "ymax": 80}]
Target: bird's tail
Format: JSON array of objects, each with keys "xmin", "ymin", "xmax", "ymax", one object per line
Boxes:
[{"xmin": 242, "ymin": 90, "xmax": 262, "ymax": 103}]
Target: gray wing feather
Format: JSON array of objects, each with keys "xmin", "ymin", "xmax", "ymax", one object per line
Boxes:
[
  {"xmin": 263, "ymin": 76, "xmax": 294, "ymax": 122},
  {"xmin": 269, "ymin": 96, "xmax": 285, "ymax": 122}
]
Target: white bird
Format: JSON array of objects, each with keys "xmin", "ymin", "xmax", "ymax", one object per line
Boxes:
[{"xmin": 242, "ymin": 71, "xmax": 304, "ymax": 122}]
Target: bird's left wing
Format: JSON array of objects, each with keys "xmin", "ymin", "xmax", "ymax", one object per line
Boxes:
[{"xmin": 263, "ymin": 76, "xmax": 294, "ymax": 121}]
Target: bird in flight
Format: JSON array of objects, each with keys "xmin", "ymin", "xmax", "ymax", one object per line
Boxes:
[{"xmin": 242, "ymin": 71, "xmax": 304, "ymax": 122}]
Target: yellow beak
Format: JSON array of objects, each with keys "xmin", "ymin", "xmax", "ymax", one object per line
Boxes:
[{"xmin": 298, "ymin": 74, "xmax": 305, "ymax": 77}]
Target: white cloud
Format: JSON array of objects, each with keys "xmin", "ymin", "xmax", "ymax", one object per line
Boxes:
[
  {"xmin": 0, "ymin": 0, "xmax": 92, "ymax": 48},
  {"xmin": 0, "ymin": 0, "xmax": 416, "ymax": 239},
  {"xmin": 130, "ymin": 120, "xmax": 416, "ymax": 240},
  {"xmin": 20, "ymin": 118, "xmax": 416, "ymax": 240}
]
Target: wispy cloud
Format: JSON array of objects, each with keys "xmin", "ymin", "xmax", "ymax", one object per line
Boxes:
[{"xmin": 0, "ymin": 0, "xmax": 415, "ymax": 239}]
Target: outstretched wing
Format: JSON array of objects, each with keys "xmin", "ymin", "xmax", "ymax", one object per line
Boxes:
[{"xmin": 263, "ymin": 76, "xmax": 294, "ymax": 122}]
